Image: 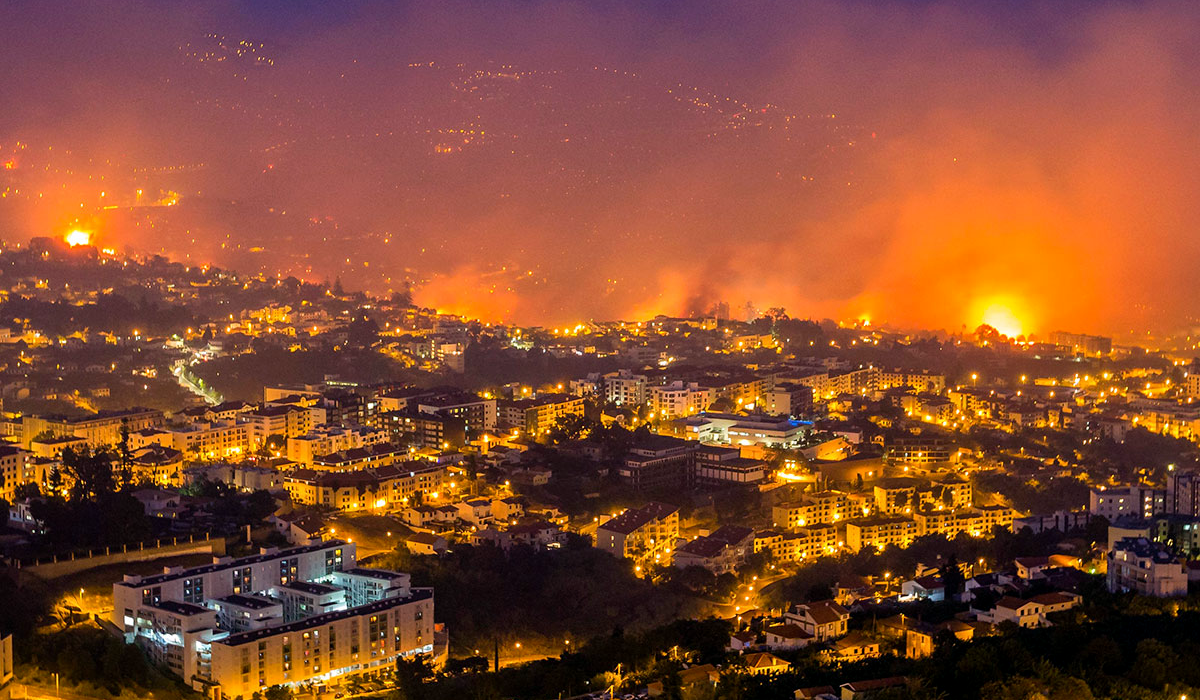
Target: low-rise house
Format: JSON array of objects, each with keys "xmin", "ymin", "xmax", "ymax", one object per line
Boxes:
[
  {"xmin": 455, "ymin": 499, "xmax": 493, "ymax": 526},
  {"xmin": 824, "ymin": 632, "xmax": 881, "ymax": 662},
  {"xmin": 976, "ymin": 592, "xmax": 1081, "ymax": 628},
  {"xmin": 786, "ymin": 600, "xmax": 850, "ymax": 641},
  {"xmin": 905, "ymin": 620, "xmax": 975, "ymax": 658},
  {"xmin": 743, "ymin": 652, "xmax": 790, "ymax": 675},
  {"xmin": 729, "ymin": 630, "xmax": 756, "ymax": 652},
  {"xmin": 646, "ymin": 664, "xmax": 720, "ymax": 697},
  {"xmin": 899, "ymin": 575, "xmax": 945, "ymax": 602},
  {"xmin": 840, "ymin": 677, "xmax": 909, "ymax": 700},
  {"xmin": 269, "ymin": 512, "xmax": 327, "ymax": 545},
  {"xmin": 794, "ymin": 686, "xmax": 838, "ymax": 700},
  {"xmin": 406, "ymin": 532, "xmax": 448, "ymax": 555},
  {"xmin": 764, "ymin": 623, "xmax": 814, "ymax": 650}
]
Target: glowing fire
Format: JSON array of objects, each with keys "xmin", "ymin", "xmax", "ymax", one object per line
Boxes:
[
  {"xmin": 980, "ymin": 303, "xmax": 1023, "ymax": 338},
  {"xmin": 65, "ymin": 230, "xmax": 92, "ymax": 247}
]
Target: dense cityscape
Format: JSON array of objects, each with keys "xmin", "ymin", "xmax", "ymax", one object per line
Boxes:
[{"xmin": 3, "ymin": 2, "xmax": 1200, "ymax": 700}]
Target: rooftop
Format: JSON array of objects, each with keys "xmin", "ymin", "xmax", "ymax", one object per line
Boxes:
[
  {"xmin": 215, "ymin": 589, "xmax": 432, "ymax": 647},
  {"xmin": 117, "ymin": 539, "xmax": 349, "ymax": 588}
]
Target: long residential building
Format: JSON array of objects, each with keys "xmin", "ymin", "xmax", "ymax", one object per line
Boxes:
[
  {"xmin": 112, "ymin": 540, "xmax": 435, "ymax": 699},
  {"xmin": 130, "ymin": 421, "xmax": 250, "ymax": 460},
  {"xmin": 845, "ymin": 516, "xmax": 919, "ymax": 552},
  {"xmin": 754, "ymin": 526, "xmax": 839, "ymax": 563},
  {"xmin": 285, "ymin": 463, "xmax": 447, "ymax": 510},
  {"xmin": 20, "ymin": 407, "xmax": 164, "ymax": 449}
]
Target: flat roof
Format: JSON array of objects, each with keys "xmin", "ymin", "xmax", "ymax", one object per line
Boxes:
[
  {"xmin": 117, "ymin": 540, "xmax": 350, "ymax": 589},
  {"xmin": 338, "ymin": 567, "xmax": 407, "ymax": 582},
  {"xmin": 216, "ymin": 594, "xmax": 280, "ymax": 610},
  {"xmin": 277, "ymin": 581, "xmax": 342, "ymax": 596},
  {"xmin": 215, "ymin": 589, "xmax": 433, "ymax": 647},
  {"xmin": 152, "ymin": 600, "xmax": 212, "ymax": 616}
]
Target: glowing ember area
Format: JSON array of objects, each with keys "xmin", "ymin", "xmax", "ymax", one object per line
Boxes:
[
  {"xmin": 980, "ymin": 302, "xmax": 1024, "ymax": 338},
  {"xmin": 65, "ymin": 230, "xmax": 91, "ymax": 247}
]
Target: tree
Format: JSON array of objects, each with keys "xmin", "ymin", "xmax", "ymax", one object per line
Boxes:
[
  {"xmin": 264, "ymin": 685, "xmax": 293, "ymax": 700},
  {"xmin": 659, "ymin": 661, "xmax": 684, "ymax": 700},
  {"xmin": 60, "ymin": 447, "xmax": 115, "ymax": 501},
  {"xmin": 942, "ymin": 554, "xmax": 965, "ymax": 600},
  {"xmin": 549, "ymin": 413, "xmax": 593, "ymax": 444},
  {"xmin": 392, "ymin": 654, "xmax": 435, "ymax": 700}
]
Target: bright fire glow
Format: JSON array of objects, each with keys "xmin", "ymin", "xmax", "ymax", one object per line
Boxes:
[
  {"xmin": 65, "ymin": 230, "xmax": 91, "ymax": 247},
  {"xmin": 980, "ymin": 303, "xmax": 1023, "ymax": 337}
]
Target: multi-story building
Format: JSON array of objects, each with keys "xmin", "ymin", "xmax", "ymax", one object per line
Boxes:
[
  {"xmin": 1166, "ymin": 469, "xmax": 1200, "ymax": 517},
  {"xmin": 284, "ymin": 463, "xmax": 446, "ymax": 510},
  {"xmin": 647, "ymin": 382, "xmax": 715, "ymax": 420},
  {"xmin": 602, "ymin": 370, "xmax": 648, "ymax": 407},
  {"xmin": 773, "ymin": 491, "xmax": 853, "ymax": 529},
  {"xmin": 380, "ymin": 409, "xmax": 466, "ymax": 450},
  {"xmin": 764, "ymin": 382, "xmax": 814, "ymax": 418},
  {"xmin": 754, "ymin": 525, "xmax": 839, "ymax": 563},
  {"xmin": 131, "ymin": 421, "xmax": 250, "ymax": 460},
  {"xmin": 913, "ymin": 506, "xmax": 1015, "ymax": 539},
  {"xmin": 0, "ymin": 633, "xmax": 11, "ymax": 700},
  {"xmin": 311, "ymin": 444, "xmax": 407, "ymax": 472},
  {"xmin": 845, "ymin": 516, "xmax": 919, "ymax": 552},
  {"xmin": 884, "ymin": 433, "xmax": 956, "ymax": 466},
  {"xmin": 618, "ymin": 435, "xmax": 696, "ymax": 491},
  {"xmin": 411, "ymin": 393, "xmax": 497, "ymax": 434},
  {"xmin": 497, "ymin": 394, "xmax": 586, "ymax": 437},
  {"xmin": 680, "ymin": 413, "xmax": 811, "ymax": 449},
  {"xmin": 877, "ymin": 370, "xmax": 946, "ymax": 394},
  {"xmin": 1107, "ymin": 537, "xmax": 1188, "ymax": 597},
  {"xmin": 0, "ymin": 446, "xmax": 33, "ymax": 503},
  {"xmin": 1049, "ymin": 331, "xmax": 1113, "ymax": 356},
  {"xmin": 243, "ymin": 406, "xmax": 314, "ymax": 445},
  {"xmin": 873, "ymin": 477, "xmax": 972, "ymax": 516},
  {"xmin": 1089, "ymin": 484, "xmax": 1166, "ymax": 521},
  {"xmin": 287, "ymin": 426, "xmax": 390, "ymax": 465},
  {"xmin": 113, "ymin": 540, "xmax": 435, "ymax": 698},
  {"xmin": 20, "ymin": 408, "xmax": 164, "ymax": 449},
  {"xmin": 794, "ymin": 367, "xmax": 876, "ymax": 400},
  {"xmin": 594, "ymin": 502, "xmax": 680, "ymax": 575},
  {"xmin": 693, "ymin": 445, "xmax": 767, "ymax": 487}
]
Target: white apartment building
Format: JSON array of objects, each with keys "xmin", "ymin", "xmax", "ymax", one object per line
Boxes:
[
  {"xmin": 114, "ymin": 540, "xmax": 435, "ymax": 699},
  {"xmin": 647, "ymin": 382, "xmax": 714, "ymax": 420},
  {"xmin": 287, "ymin": 426, "xmax": 390, "ymax": 465},
  {"xmin": 1107, "ymin": 537, "xmax": 1188, "ymax": 597},
  {"xmin": 1089, "ymin": 485, "xmax": 1166, "ymax": 521},
  {"xmin": 131, "ymin": 421, "xmax": 250, "ymax": 460},
  {"xmin": 602, "ymin": 370, "xmax": 648, "ymax": 407}
]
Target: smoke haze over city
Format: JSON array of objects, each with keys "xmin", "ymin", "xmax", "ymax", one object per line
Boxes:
[{"xmin": 2, "ymin": 0, "xmax": 1198, "ymax": 335}]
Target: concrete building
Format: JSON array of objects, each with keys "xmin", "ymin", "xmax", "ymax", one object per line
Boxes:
[
  {"xmin": 113, "ymin": 540, "xmax": 435, "ymax": 698},
  {"xmin": 1107, "ymin": 537, "xmax": 1188, "ymax": 597},
  {"xmin": 20, "ymin": 407, "xmax": 164, "ymax": 449},
  {"xmin": 1089, "ymin": 484, "xmax": 1166, "ymax": 521},
  {"xmin": 680, "ymin": 413, "xmax": 811, "ymax": 449},
  {"xmin": 594, "ymin": 502, "xmax": 680, "ymax": 575},
  {"xmin": 618, "ymin": 435, "xmax": 695, "ymax": 491},
  {"xmin": 0, "ymin": 446, "xmax": 34, "ymax": 504},
  {"xmin": 845, "ymin": 516, "xmax": 919, "ymax": 552},
  {"xmin": 693, "ymin": 445, "xmax": 768, "ymax": 487},
  {"xmin": 602, "ymin": 370, "xmax": 648, "ymax": 407},
  {"xmin": 284, "ymin": 463, "xmax": 446, "ymax": 511}
]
